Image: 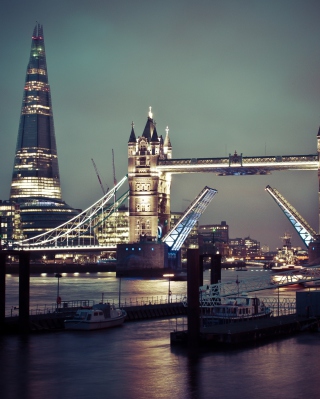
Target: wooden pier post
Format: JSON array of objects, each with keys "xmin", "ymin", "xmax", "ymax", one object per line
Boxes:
[
  {"xmin": 211, "ymin": 254, "xmax": 221, "ymax": 285},
  {"xmin": 187, "ymin": 248, "xmax": 200, "ymax": 353},
  {"xmin": 0, "ymin": 252, "xmax": 6, "ymax": 332},
  {"xmin": 19, "ymin": 251, "xmax": 30, "ymax": 333}
]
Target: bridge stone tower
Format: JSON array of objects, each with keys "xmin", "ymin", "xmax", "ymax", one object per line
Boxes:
[
  {"xmin": 309, "ymin": 127, "xmax": 320, "ymax": 263},
  {"xmin": 128, "ymin": 108, "xmax": 172, "ymax": 243}
]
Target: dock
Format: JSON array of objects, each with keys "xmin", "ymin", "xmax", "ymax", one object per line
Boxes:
[
  {"xmin": 2, "ymin": 302, "xmax": 187, "ymax": 334},
  {"xmin": 170, "ymin": 314, "xmax": 320, "ymax": 347}
]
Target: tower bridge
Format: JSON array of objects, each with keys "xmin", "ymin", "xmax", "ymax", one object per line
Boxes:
[
  {"xmin": 127, "ymin": 108, "xmax": 320, "ymax": 255},
  {"xmin": 5, "ymin": 107, "xmax": 318, "ymax": 267},
  {"xmin": 3, "ymin": 22, "xmax": 320, "ymax": 265},
  {"xmin": 7, "ymin": 109, "xmax": 319, "ymax": 258}
]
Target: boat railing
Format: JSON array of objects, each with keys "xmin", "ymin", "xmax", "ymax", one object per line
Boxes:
[{"xmin": 263, "ymin": 296, "xmax": 296, "ymax": 317}]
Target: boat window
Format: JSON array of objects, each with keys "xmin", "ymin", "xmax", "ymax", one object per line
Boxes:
[
  {"xmin": 87, "ymin": 314, "xmax": 91, "ymax": 320},
  {"xmin": 94, "ymin": 312, "xmax": 99, "ymax": 316}
]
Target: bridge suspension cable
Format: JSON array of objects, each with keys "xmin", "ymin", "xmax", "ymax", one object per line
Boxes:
[{"xmin": 19, "ymin": 175, "xmax": 128, "ymax": 247}]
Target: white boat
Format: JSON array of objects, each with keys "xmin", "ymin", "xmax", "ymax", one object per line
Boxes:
[
  {"xmin": 271, "ymin": 264, "xmax": 304, "ymax": 272},
  {"xmin": 64, "ymin": 303, "xmax": 127, "ymax": 331},
  {"xmin": 201, "ymin": 294, "xmax": 272, "ymax": 326}
]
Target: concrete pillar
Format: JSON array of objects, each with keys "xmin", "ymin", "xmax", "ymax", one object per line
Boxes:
[
  {"xmin": 308, "ymin": 238, "xmax": 320, "ymax": 264},
  {"xmin": 0, "ymin": 252, "xmax": 6, "ymax": 333},
  {"xmin": 211, "ymin": 254, "xmax": 222, "ymax": 285},
  {"xmin": 19, "ymin": 251, "xmax": 30, "ymax": 333},
  {"xmin": 199, "ymin": 255, "xmax": 204, "ymax": 286},
  {"xmin": 187, "ymin": 248, "xmax": 200, "ymax": 353}
]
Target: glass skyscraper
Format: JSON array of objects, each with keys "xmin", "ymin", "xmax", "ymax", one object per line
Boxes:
[
  {"xmin": 11, "ymin": 23, "xmax": 61, "ymax": 200},
  {"xmin": 9, "ymin": 24, "xmax": 79, "ymax": 239}
]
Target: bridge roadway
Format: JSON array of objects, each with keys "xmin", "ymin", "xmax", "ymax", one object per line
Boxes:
[
  {"xmin": 157, "ymin": 154, "xmax": 318, "ymax": 175},
  {"xmin": 3, "ymin": 245, "xmax": 116, "ymax": 253}
]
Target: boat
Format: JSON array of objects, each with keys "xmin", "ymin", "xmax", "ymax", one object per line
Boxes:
[
  {"xmin": 201, "ymin": 294, "xmax": 272, "ymax": 326},
  {"xmin": 64, "ymin": 303, "xmax": 127, "ymax": 331},
  {"xmin": 271, "ymin": 264, "xmax": 304, "ymax": 272},
  {"xmin": 270, "ymin": 232, "xmax": 306, "ymax": 273},
  {"xmin": 235, "ymin": 265, "xmax": 247, "ymax": 271}
]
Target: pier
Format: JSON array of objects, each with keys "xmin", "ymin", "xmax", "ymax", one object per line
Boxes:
[
  {"xmin": 2, "ymin": 302, "xmax": 187, "ymax": 334},
  {"xmin": 170, "ymin": 314, "xmax": 320, "ymax": 347}
]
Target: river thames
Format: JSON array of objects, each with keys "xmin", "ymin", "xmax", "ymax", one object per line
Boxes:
[{"xmin": 1, "ymin": 268, "xmax": 319, "ymax": 399}]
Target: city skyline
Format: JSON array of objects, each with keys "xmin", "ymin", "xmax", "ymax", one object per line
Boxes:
[{"xmin": 0, "ymin": 1, "xmax": 319, "ymax": 249}]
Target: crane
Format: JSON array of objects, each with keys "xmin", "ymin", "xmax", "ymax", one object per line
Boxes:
[
  {"xmin": 112, "ymin": 149, "xmax": 117, "ymax": 187},
  {"xmin": 91, "ymin": 158, "xmax": 107, "ymax": 195}
]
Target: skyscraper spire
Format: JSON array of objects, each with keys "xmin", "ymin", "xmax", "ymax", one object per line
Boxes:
[{"xmin": 10, "ymin": 23, "xmax": 61, "ymax": 200}]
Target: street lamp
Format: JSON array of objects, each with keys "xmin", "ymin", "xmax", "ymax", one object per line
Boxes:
[
  {"xmin": 163, "ymin": 274, "xmax": 174, "ymax": 303},
  {"xmin": 55, "ymin": 273, "xmax": 62, "ymax": 309},
  {"xmin": 118, "ymin": 274, "xmax": 123, "ymax": 308}
]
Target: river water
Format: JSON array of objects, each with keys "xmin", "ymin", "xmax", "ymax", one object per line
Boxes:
[{"xmin": 1, "ymin": 268, "xmax": 319, "ymax": 399}]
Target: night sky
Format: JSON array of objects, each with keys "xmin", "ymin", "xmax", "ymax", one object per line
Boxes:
[{"xmin": 1, "ymin": 0, "xmax": 319, "ymax": 250}]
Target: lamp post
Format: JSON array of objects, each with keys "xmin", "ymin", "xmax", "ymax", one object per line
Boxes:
[
  {"xmin": 55, "ymin": 273, "xmax": 62, "ymax": 309},
  {"xmin": 118, "ymin": 274, "xmax": 122, "ymax": 308},
  {"xmin": 163, "ymin": 274, "xmax": 174, "ymax": 303}
]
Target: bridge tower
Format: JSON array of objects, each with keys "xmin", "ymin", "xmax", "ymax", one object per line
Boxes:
[
  {"xmin": 318, "ymin": 127, "xmax": 320, "ymax": 233},
  {"xmin": 128, "ymin": 108, "xmax": 172, "ymax": 243},
  {"xmin": 309, "ymin": 127, "xmax": 320, "ymax": 263}
]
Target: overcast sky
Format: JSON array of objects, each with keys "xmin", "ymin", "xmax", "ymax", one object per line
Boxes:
[{"xmin": 0, "ymin": 0, "xmax": 319, "ymax": 250}]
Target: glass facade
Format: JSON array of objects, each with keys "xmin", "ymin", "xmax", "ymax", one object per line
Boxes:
[
  {"xmin": 7, "ymin": 24, "xmax": 79, "ymax": 240},
  {"xmin": 94, "ymin": 206, "xmax": 129, "ymax": 247},
  {"xmin": 10, "ymin": 24, "xmax": 61, "ymax": 200},
  {"xmin": 0, "ymin": 201, "xmax": 22, "ymax": 244}
]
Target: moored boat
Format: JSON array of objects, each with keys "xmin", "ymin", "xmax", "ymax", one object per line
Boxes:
[
  {"xmin": 201, "ymin": 294, "xmax": 272, "ymax": 326},
  {"xmin": 271, "ymin": 264, "xmax": 304, "ymax": 272},
  {"xmin": 64, "ymin": 303, "xmax": 127, "ymax": 331}
]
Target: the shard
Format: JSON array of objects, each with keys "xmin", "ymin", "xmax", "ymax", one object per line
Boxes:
[
  {"xmin": 9, "ymin": 24, "xmax": 78, "ymax": 239},
  {"xmin": 10, "ymin": 23, "xmax": 61, "ymax": 200}
]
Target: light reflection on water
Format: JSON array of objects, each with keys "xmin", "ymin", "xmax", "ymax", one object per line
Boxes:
[
  {"xmin": 5, "ymin": 268, "xmax": 304, "ymax": 315},
  {"xmin": 2, "ymin": 268, "xmax": 320, "ymax": 398},
  {"xmin": 1, "ymin": 318, "xmax": 319, "ymax": 399}
]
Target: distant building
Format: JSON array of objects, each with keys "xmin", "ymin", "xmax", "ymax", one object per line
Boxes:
[
  {"xmin": 198, "ymin": 221, "xmax": 230, "ymax": 257},
  {"xmin": 0, "ymin": 201, "xmax": 22, "ymax": 245},
  {"xmin": 94, "ymin": 205, "xmax": 129, "ymax": 255},
  {"xmin": 229, "ymin": 236, "xmax": 261, "ymax": 258}
]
